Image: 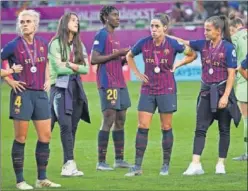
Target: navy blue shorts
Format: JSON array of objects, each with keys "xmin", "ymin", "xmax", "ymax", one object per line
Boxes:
[
  {"xmin": 9, "ymin": 89, "xmax": 51, "ymax": 121},
  {"xmin": 138, "ymin": 93, "xmax": 177, "ymax": 113},
  {"xmin": 99, "ymin": 88, "xmax": 131, "ymax": 111}
]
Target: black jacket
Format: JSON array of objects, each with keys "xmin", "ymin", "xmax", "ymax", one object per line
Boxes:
[{"xmin": 198, "ymin": 81, "xmax": 241, "ymax": 127}]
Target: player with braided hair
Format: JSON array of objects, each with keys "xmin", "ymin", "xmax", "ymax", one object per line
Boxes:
[{"xmin": 91, "ymin": 5, "xmax": 131, "ymax": 171}]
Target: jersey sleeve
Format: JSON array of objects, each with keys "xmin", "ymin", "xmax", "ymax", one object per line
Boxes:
[
  {"xmin": 170, "ymin": 38, "xmax": 185, "ymax": 53},
  {"xmin": 241, "ymin": 54, "xmax": 248, "ymax": 69},
  {"xmin": 92, "ymin": 30, "xmax": 108, "ymax": 54},
  {"xmin": 131, "ymin": 37, "xmax": 148, "ymax": 56},
  {"xmin": 1, "ymin": 40, "xmax": 15, "ymax": 60},
  {"xmin": 225, "ymin": 43, "xmax": 237, "ymax": 68},
  {"xmin": 189, "ymin": 40, "xmax": 206, "ymax": 51}
]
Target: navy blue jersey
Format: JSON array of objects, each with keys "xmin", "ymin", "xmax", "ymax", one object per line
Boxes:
[
  {"xmin": 92, "ymin": 28, "xmax": 126, "ymax": 88},
  {"xmin": 131, "ymin": 36, "xmax": 185, "ymax": 95},
  {"xmin": 189, "ymin": 40, "xmax": 237, "ymax": 83},
  {"xmin": 1, "ymin": 35, "xmax": 48, "ymax": 90},
  {"xmin": 241, "ymin": 54, "xmax": 248, "ymax": 70}
]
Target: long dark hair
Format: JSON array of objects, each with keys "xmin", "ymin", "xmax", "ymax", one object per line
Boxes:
[
  {"xmin": 50, "ymin": 12, "xmax": 85, "ymax": 65},
  {"xmin": 99, "ymin": 5, "xmax": 118, "ymax": 24},
  {"xmin": 206, "ymin": 15, "xmax": 232, "ymax": 43}
]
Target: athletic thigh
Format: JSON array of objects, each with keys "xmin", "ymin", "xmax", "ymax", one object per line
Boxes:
[
  {"xmin": 238, "ymin": 102, "xmax": 248, "ymax": 117},
  {"xmin": 236, "ymin": 82, "xmax": 247, "ymax": 102},
  {"xmin": 160, "ymin": 113, "xmax": 173, "ymax": 130},
  {"xmin": 138, "ymin": 111, "xmax": 153, "ymax": 129}
]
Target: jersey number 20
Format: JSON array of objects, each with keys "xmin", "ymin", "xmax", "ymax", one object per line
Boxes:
[{"xmin": 107, "ymin": 89, "xmax": 117, "ymax": 100}]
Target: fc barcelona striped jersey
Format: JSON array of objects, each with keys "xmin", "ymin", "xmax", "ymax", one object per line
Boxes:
[
  {"xmin": 189, "ymin": 39, "xmax": 237, "ymax": 83},
  {"xmin": 131, "ymin": 36, "xmax": 185, "ymax": 95},
  {"xmin": 1, "ymin": 35, "xmax": 48, "ymax": 90},
  {"xmin": 92, "ymin": 28, "xmax": 126, "ymax": 89}
]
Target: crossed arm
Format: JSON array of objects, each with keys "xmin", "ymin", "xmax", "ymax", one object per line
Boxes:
[{"xmin": 1, "ymin": 63, "xmax": 23, "ymax": 77}]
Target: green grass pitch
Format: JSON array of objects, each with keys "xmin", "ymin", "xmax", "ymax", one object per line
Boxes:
[{"xmin": 1, "ymin": 81, "xmax": 247, "ymax": 190}]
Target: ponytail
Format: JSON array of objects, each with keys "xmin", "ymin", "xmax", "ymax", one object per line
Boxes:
[
  {"xmin": 219, "ymin": 15, "xmax": 232, "ymax": 43},
  {"xmin": 206, "ymin": 15, "xmax": 232, "ymax": 43}
]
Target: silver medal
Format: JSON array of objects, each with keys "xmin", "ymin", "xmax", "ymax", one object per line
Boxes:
[
  {"xmin": 208, "ymin": 68, "xmax": 214, "ymax": 75},
  {"xmin": 154, "ymin": 66, "xmax": 161, "ymax": 73},
  {"xmin": 30, "ymin": 66, "xmax": 37, "ymax": 73}
]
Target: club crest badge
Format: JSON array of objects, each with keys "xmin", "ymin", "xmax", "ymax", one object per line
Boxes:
[
  {"xmin": 164, "ymin": 49, "xmax": 170, "ymax": 55},
  {"xmin": 15, "ymin": 108, "xmax": 20, "ymax": 114},
  {"xmin": 219, "ymin": 53, "xmax": 224, "ymax": 59},
  {"xmin": 111, "ymin": 100, "xmax": 116, "ymax": 105},
  {"xmin": 206, "ymin": 59, "xmax": 211, "ymax": 64}
]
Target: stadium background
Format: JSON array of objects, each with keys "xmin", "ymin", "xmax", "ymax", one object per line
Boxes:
[{"xmin": 1, "ymin": 1, "xmax": 247, "ymax": 191}]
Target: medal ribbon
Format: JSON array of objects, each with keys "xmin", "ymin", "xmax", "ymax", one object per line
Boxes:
[
  {"xmin": 208, "ymin": 40, "xmax": 222, "ymax": 63},
  {"xmin": 154, "ymin": 51, "xmax": 159, "ymax": 67},
  {"xmin": 153, "ymin": 38, "xmax": 166, "ymax": 68},
  {"xmin": 21, "ymin": 37, "xmax": 37, "ymax": 68}
]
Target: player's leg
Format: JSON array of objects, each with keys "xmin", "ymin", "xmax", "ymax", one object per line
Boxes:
[
  {"xmin": 97, "ymin": 88, "xmax": 118, "ymax": 171},
  {"xmin": 112, "ymin": 88, "xmax": 131, "ymax": 168},
  {"xmin": 70, "ymin": 79, "xmax": 84, "ymax": 149},
  {"xmin": 13, "ymin": 120, "xmax": 33, "ymax": 190},
  {"xmin": 71, "ymin": 100, "xmax": 83, "ymax": 151},
  {"xmin": 159, "ymin": 112, "xmax": 173, "ymax": 176},
  {"xmin": 32, "ymin": 91, "xmax": 61, "ymax": 188},
  {"xmin": 215, "ymin": 108, "xmax": 232, "ymax": 174},
  {"xmin": 68, "ymin": 96, "xmax": 85, "ymax": 175},
  {"xmin": 52, "ymin": 88, "xmax": 82, "ymax": 176},
  {"xmin": 125, "ymin": 94, "xmax": 155, "ymax": 177},
  {"xmin": 233, "ymin": 101, "xmax": 248, "ymax": 161},
  {"xmin": 233, "ymin": 81, "xmax": 247, "ymax": 160},
  {"xmin": 50, "ymin": 86, "xmax": 57, "ymax": 132},
  {"xmin": 157, "ymin": 94, "xmax": 177, "ymax": 176},
  {"xmin": 183, "ymin": 94, "xmax": 213, "ymax": 175},
  {"xmin": 10, "ymin": 90, "xmax": 33, "ymax": 190}
]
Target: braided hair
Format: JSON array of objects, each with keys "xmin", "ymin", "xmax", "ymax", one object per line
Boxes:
[{"xmin": 99, "ymin": 5, "xmax": 118, "ymax": 24}]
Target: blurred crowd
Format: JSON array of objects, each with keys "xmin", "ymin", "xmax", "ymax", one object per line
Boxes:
[
  {"xmin": 2, "ymin": 0, "xmax": 152, "ymax": 7},
  {"xmin": 1, "ymin": 1, "xmax": 247, "ymax": 25},
  {"xmin": 167, "ymin": 1, "xmax": 247, "ymax": 25}
]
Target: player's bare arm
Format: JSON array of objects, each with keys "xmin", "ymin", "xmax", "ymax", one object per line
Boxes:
[
  {"xmin": 166, "ymin": 34, "xmax": 190, "ymax": 46},
  {"xmin": 171, "ymin": 46, "xmax": 197, "ymax": 72},
  {"xmin": 0, "ymin": 63, "xmax": 23, "ymax": 77},
  {"xmin": 91, "ymin": 48, "xmax": 129, "ymax": 65},
  {"xmin": 126, "ymin": 50, "xmax": 148, "ymax": 83}
]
